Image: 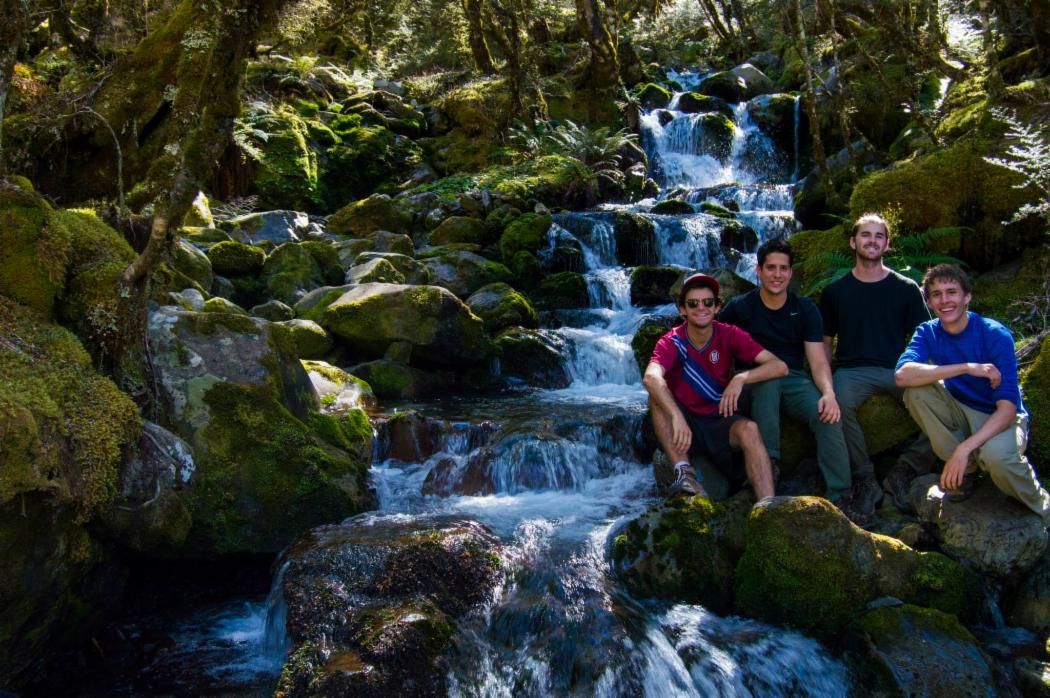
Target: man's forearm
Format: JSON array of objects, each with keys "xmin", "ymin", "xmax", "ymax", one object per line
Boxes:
[
  {"xmin": 895, "ymin": 361, "xmax": 970, "ymax": 387},
  {"xmin": 738, "ymin": 358, "xmax": 788, "ymax": 385},
  {"xmin": 959, "ymin": 400, "xmax": 1016, "ymax": 453},
  {"xmin": 644, "ymin": 372, "xmax": 685, "ymax": 421}
]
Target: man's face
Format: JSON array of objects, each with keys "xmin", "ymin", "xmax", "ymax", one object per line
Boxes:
[
  {"xmin": 926, "ymin": 278, "xmax": 971, "ymax": 326},
  {"xmin": 850, "ymin": 222, "xmax": 889, "ymax": 261},
  {"xmin": 757, "ymin": 251, "xmax": 792, "ymax": 296},
  {"xmin": 680, "ymin": 286, "xmax": 719, "ymax": 328}
]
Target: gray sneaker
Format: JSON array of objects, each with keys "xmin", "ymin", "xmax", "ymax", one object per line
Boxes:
[{"xmin": 669, "ymin": 464, "xmax": 708, "ymax": 499}]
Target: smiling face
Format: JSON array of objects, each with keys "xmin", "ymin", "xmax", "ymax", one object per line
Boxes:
[
  {"xmin": 679, "ymin": 285, "xmax": 720, "ymax": 329},
  {"xmin": 926, "ymin": 277, "xmax": 971, "ymax": 330},
  {"xmin": 756, "ymin": 251, "xmax": 792, "ymax": 297},
  {"xmin": 850, "ymin": 221, "xmax": 889, "ymax": 262}
]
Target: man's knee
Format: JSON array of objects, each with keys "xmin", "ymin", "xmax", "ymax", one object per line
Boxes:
[
  {"xmin": 732, "ymin": 419, "xmax": 762, "ymax": 448},
  {"xmin": 977, "ymin": 430, "xmax": 1025, "ymax": 475}
]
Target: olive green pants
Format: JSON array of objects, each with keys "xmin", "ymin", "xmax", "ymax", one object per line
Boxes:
[{"xmin": 903, "ymin": 382, "xmax": 1050, "ymax": 521}]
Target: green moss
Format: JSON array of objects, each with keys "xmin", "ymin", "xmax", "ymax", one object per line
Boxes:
[
  {"xmin": 650, "ymin": 200, "xmax": 694, "ymax": 215},
  {"xmin": 185, "ymin": 382, "xmax": 370, "ymax": 554},
  {"xmin": 252, "ymin": 107, "xmax": 320, "ymax": 211},
  {"xmin": 537, "ymin": 271, "xmax": 588, "ymax": 309},
  {"xmin": 972, "ymin": 246, "xmax": 1050, "ymax": 333},
  {"xmin": 499, "ymin": 213, "xmax": 553, "ymax": 263},
  {"xmin": 790, "ymin": 225, "xmax": 850, "ymax": 294},
  {"xmin": 327, "ymin": 194, "xmax": 411, "ymax": 238},
  {"xmin": 320, "ymin": 123, "xmax": 421, "ymax": 207},
  {"xmin": 206, "ymin": 240, "xmax": 266, "ymax": 276},
  {"xmin": 0, "ymin": 297, "xmax": 140, "ymax": 520},
  {"xmin": 0, "ymin": 185, "xmax": 67, "ymax": 316},
  {"xmin": 1023, "ymin": 336, "xmax": 1050, "ymax": 468},
  {"xmin": 631, "ymin": 320, "xmax": 670, "ymax": 372},
  {"xmin": 859, "ymin": 604, "xmax": 977, "ymax": 646},
  {"xmin": 202, "ymin": 297, "xmax": 248, "ymax": 315},
  {"xmin": 635, "ymin": 83, "xmax": 672, "ymax": 109}
]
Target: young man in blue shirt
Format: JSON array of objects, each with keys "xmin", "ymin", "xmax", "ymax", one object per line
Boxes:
[{"xmin": 895, "ymin": 264, "xmax": 1050, "ymax": 520}]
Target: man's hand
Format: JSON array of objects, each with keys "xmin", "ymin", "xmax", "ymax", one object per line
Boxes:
[
  {"xmin": 719, "ymin": 375, "xmax": 745, "ymax": 416},
  {"xmin": 817, "ymin": 392, "xmax": 841, "ymax": 424},
  {"xmin": 940, "ymin": 444, "xmax": 972, "ymax": 491},
  {"xmin": 967, "ymin": 362, "xmax": 1001, "ymax": 389},
  {"xmin": 671, "ymin": 413, "xmax": 692, "ymax": 453}
]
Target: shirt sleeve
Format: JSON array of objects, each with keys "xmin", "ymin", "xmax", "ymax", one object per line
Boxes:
[
  {"xmin": 799, "ymin": 297, "xmax": 824, "ymax": 342},
  {"xmin": 729, "ymin": 325, "xmax": 764, "ymax": 364},
  {"xmin": 819, "ymin": 285, "xmax": 838, "ymax": 339},
  {"xmin": 896, "ymin": 323, "xmax": 931, "ymax": 370},
  {"xmin": 903, "ymin": 279, "xmax": 931, "ymax": 337},
  {"xmin": 650, "ymin": 331, "xmax": 679, "ymax": 371},
  {"xmin": 987, "ymin": 323, "xmax": 1023, "ymax": 407}
]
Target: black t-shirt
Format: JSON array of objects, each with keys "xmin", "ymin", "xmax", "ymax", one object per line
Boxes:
[
  {"xmin": 819, "ymin": 269, "xmax": 929, "ymax": 369},
  {"xmin": 718, "ymin": 289, "xmax": 823, "ymax": 370}
]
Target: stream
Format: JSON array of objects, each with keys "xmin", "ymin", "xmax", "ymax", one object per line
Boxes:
[{"xmin": 74, "ymin": 73, "xmax": 857, "ymax": 696}]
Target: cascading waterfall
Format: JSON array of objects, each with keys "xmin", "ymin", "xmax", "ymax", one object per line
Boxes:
[{"xmin": 166, "ymin": 70, "xmax": 828, "ymax": 696}]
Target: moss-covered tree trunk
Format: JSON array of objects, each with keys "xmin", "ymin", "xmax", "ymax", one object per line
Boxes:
[
  {"xmin": 462, "ymin": 0, "xmax": 496, "ymax": 73},
  {"xmin": 0, "ymin": 0, "xmax": 29, "ymax": 177},
  {"xmin": 575, "ymin": 0, "xmax": 620, "ymax": 88},
  {"xmin": 110, "ymin": 0, "xmax": 290, "ymax": 284}
]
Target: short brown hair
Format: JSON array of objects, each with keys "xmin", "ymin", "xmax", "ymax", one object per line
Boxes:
[
  {"xmin": 851, "ymin": 213, "xmax": 891, "ymax": 238},
  {"xmin": 922, "ymin": 263, "xmax": 972, "ymax": 296}
]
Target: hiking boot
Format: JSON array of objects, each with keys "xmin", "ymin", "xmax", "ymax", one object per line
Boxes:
[
  {"xmin": 852, "ymin": 473, "xmax": 883, "ymax": 513},
  {"xmin": 946, "ymin": 470, "xmax": 980, "ymax": 503},
  {"xmin": 669, "ymin": 464, "xmax": 708, "ymax": 499},
  {"xmin": 835, "ymin": 492, "xmax": 874, "ymax": 528},
  {"xmin": 882, "ymin": 462, "xmax": 917, "ymax": 514}
]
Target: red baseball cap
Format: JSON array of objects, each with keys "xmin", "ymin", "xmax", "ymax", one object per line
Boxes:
[{"xmin": 677, "ymin": 272, "xmax": 721, "ymax": 306}]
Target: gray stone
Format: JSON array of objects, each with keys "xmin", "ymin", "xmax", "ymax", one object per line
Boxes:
[
  {"xmin": 909, "ymin": 473, "xmax": 1048, "ymax": 577},
  {"xmin": 731, "ymin": 63, "xmax": 775, "ymax": 98},
  {"xmin": 1007, "ymin": 547, "xmax": 1050, "ymax": 632},
  {"xmin": 354, "ymin": 251, "xmax": 431, "ymax": 284},
  {"xmin": 278, "ymin": 319, "xmax": 334, "ymax": 359},
  {"xmin": 423, "ymin": 250, "xmax": 512, "ymax": 298},
  {"xmin": 223, "ymin": 210, "xmax": 311, "ymax": 245},
  {"xmin": 173, "ymin": 238, "xmax": 213, "ymax": 291},
  {"xmin": 250, "ymin": 299, "xmax": 295, "ymax": 322},
  {"xmin": 302, "ymin": 360, "xmax": 377, "ymax": 412},
  {"xmin": 345, "ymin": 257, "xmax": 406, "ymax": 285}
]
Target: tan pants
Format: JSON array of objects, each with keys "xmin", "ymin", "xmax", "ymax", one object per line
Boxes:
[{"xmin": 903, "ymin": 382, "xmax": 1050, "ymax": 521}]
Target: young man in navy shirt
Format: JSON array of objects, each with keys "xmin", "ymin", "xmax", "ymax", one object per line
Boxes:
[
  {"xmin": 895, "ymin": 264, "xmax": 1050, "ymax": 520},
  {"xmin": 644, "ymin": 273, "xmax": 785, "ymax": 499}
]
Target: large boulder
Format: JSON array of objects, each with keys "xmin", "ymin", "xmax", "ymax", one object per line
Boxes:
[
  {"xmin": 611, "ymin": 212, "xmax": 658, "ymax": 267},
  {"xmin": 172, "ymin": 238, "xmax": 213, "ymax": 292},
  {"xmin": 730, "ymin": 63, "xmax": 775, "ymax": 99},
  {"xmin": 698, "ymin": 71, "xmax": 748, "ymax": 102},
  {"xmin": 277, "ymin": 318, "xmax": 334, "ymax": 359},
  {"xmin": 327, "ymin": 194, "xmax": 411, "ymax": 238},
  {"xmin": 354, "ymin": 251, "xmax": 432, "ymax": 284},
  {"xmin": 206, "ymin": 240, "xmax": 266, "ymax": 277},
  {"xmin": 612, "ymin": 493, "xmax": 752, "ymax": 612},
  {"xmin": 350, "ymin": 358, "xmax": 453, "ymax": 399},
  {"xmin": 537, "ymin": 271, "xmax": 589, "ymax": 309},
  {"xmin": 275, "ymin": 515, "xmax": 503, "ymax": 698},
  {"xmin": 422, "ymin": 250, "xmax": 512, "ymax": 298},
  {"xmin": 465, "ymin": 282, "xmax": 538, "ymax": 333},
  {"xmin": 302, "ymin": 360, "xmax": 377, "ymax": 412},
  {"xmin": 430, "ymin": 215, "xmax": 488, "ymax": 246},
  {"xmin": 1006, "ymin": 547, "xmax": 1050, "ymax": 633},
  {"xmin": 494, "ymin": 327, "xmax": 570, "ymax": 388},
  {"xmin": 345, "ymin": 257, "xmax": 406, "ymax": 285},
  {"xmin": 223, "ymin": 210, "xmax": 313, "ymax": 246},
  {"xmin": 304, "ymin": 283, "xmax": 490, "ymax": 367},
  {"xmin": 852, "ymin": 605, "xmax": 999, "ymax": 697},
  {"xmin": 630, "ymin": 266, "xmax": 682, "ymax": 306},
  {"xmin": 909, "ymin": 474, "xmax": 1048, "ymax": 578},
  {"xmin": 146, "ymin": 306, "xmax": 374, "ymax": 554},
  {"xmin": 0, "ymin": 183, "xmax": 68, "ymax": 315},
  {"xmin": 676, "ymin": 92, "xmax": 734, "ymax": 118},
  {"xmin": 635, "ymin": 82, "xmax": 672, "ymax": 109},
  {"xmin": 631, "ymin": 317, "xmax": 674, "ymax": 372},
  {"xmin": 261, "ymin": 241, "xmax": 344, "ymax": 306},
  {"xmin": 746, "ymin": 93, "xmax": 800, "ymax": 154},
  {"xmin": 734, "ymin": 497, "xmax": 981, "ymax": 636}
]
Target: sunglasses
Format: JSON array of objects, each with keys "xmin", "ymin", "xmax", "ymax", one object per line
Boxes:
[{"xmin": 685, "ymin": 298, "xmax": 717, "ymax": 308}]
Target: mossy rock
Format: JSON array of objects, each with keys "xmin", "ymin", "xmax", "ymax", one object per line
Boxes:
[
  {"xmin": 277, "ymin": 319, "xmax": 333, "ymax": 359},
  {"xmin": 0, "ymin": 183, "xmax": 68, "ymax": 316},
  {"xmin": 630, "ymin": 266, "xmax": 682, "ymax": 306},
  {"xmin": 650, "ymin": 199, "xmax": 694, "ymax": 215},
  {"xmin": 494, "ymin": 327, "xmax": 570, "ymax": 389},
  {"xmin": 538, "ymin": 271, "xmax": 588, "ymax": 309},
  {"xmin": 261, "ymin": 241, "xmax": 343, "ymax": 306},
  {"xmin": 422, "ymin": 251, "xmax": 513, "ymax": 299},
  {"xmin": 733, "ymin": 497, "xmax": 981, "ymax": 637},
  {"xmin": 319, "ymin": 119, "xmax": 422, "ymax": 207},
  {"xmin": 202, "ymin": 297, "xmax": 247, "ymax": 315},
  {"xmin": 746, "ymin": 93, "xmax": 800, "ymax": 153},
  {"xmin": 498, "ymin": 213, "xmax": 553, "ymax": 263},
  {"xmin": 972, "ymin": 245, "xmax": 1050, "ymax": 333},
  {"xmin": 849, "ymin": 139, "xmax": 1041, "ymax": 269},
  {"xmin": 184, "ymin": 382, "xmax": 373, "ymax": 554},
  {"xmin": 206, "ymin": 240, "xmax": 266, "ymax": 277},
  {"xmin": 465, "ymin": 282, "xmax": 539, "ymax": 334},
  {"xmin": 315, "ymin": 283, "xmax": 490, "ymax": 367},
  {"xmin": 677, "ymin": 92, "xmax": 734, "ymax": 118},
  {"xmin": 698, "ymin": 71, "xmax": 747, "ymax": 102},
  {"xmin": 0, "ymin": 296, "xmax": 141, "ymax": 520},
  {"xmin": 1023, "ymin": 335, "xmax": 1050, "ymax": 469},
  {"xmin": 327, "ymin": 194, "xmax": 411, "ymax": 237},
  {"xmin": 612, "ymin": 212, "xmax": 658, "ymax": 267},
  {"xmin": 172, "ymin": 239, "xmax": 213, "ymax": 292},
  {"xmin": 250, "ymin": 299, "xmax": 294, "ymax": 321},
  {"xmin": 354, "ymin": 252, "xmax": 431, "ymax": 285},
  {"xmin": 349, "ymin": 358, "xmax": 451, "ymax": 399},
  {"xmin": 693, "ymin": 113, "xmax": 736, "ymax": 162},
  {"xmin": 853, "ymin": 605, "xmax": 996, "ymax": 698},
  {"xmin": 613, "ymin": 493, "xmax": 752, "ymax": 611},
  {"xmin": 407, "ymin": 156, "xmax": 593, "ymax": 210},
  {"xmin": 635, "ymin": 83, "xmax": 672, "ymax": 109},
  {"xmin": 302, "ymin": 359, "xmax": 376, "ymax": 412},
  {"xmin": 346, "ymin": 257, "xmax": 406, "ymax": 285},
  {"xmin": 253, "ymin": 107, "xmax": 320, "ymax": 211},
  {"xmin": 430, "ymin": 216, "xmax": 488, "ymax": 246},
  {"xmin": 700, "ymin": 202, "xmax": 734, "ymax": 218},
  {"xmin": 631, "ymin": 318, "xmax": 673, "ymax": 373},
  {"xmin": 788, "ymin": 226, "xmax": 850, "ymax": 295}
]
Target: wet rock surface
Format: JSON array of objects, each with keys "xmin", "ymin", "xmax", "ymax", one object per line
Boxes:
[{"xmin": 276, "ymin": 515, "xmax": 503, "ymax": 698}]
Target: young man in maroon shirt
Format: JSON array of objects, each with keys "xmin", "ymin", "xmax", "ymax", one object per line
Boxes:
[{"xmin": 644, "ymin": 273, "xmax": 786, "ymax": 499}]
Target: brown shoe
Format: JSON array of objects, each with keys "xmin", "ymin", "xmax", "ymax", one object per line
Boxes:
[{"xmin": 669, "ymin": 465, "xmax": 709, "ymax": 499}]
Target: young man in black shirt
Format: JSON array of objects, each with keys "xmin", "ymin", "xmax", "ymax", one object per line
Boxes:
[
  {"xmin": 820, "ymin": 213, "xmax": 932, "ymax": 522},
  {"xmin": 720, "ymin": 238, "xmax": 852, "ymax": 508}
]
